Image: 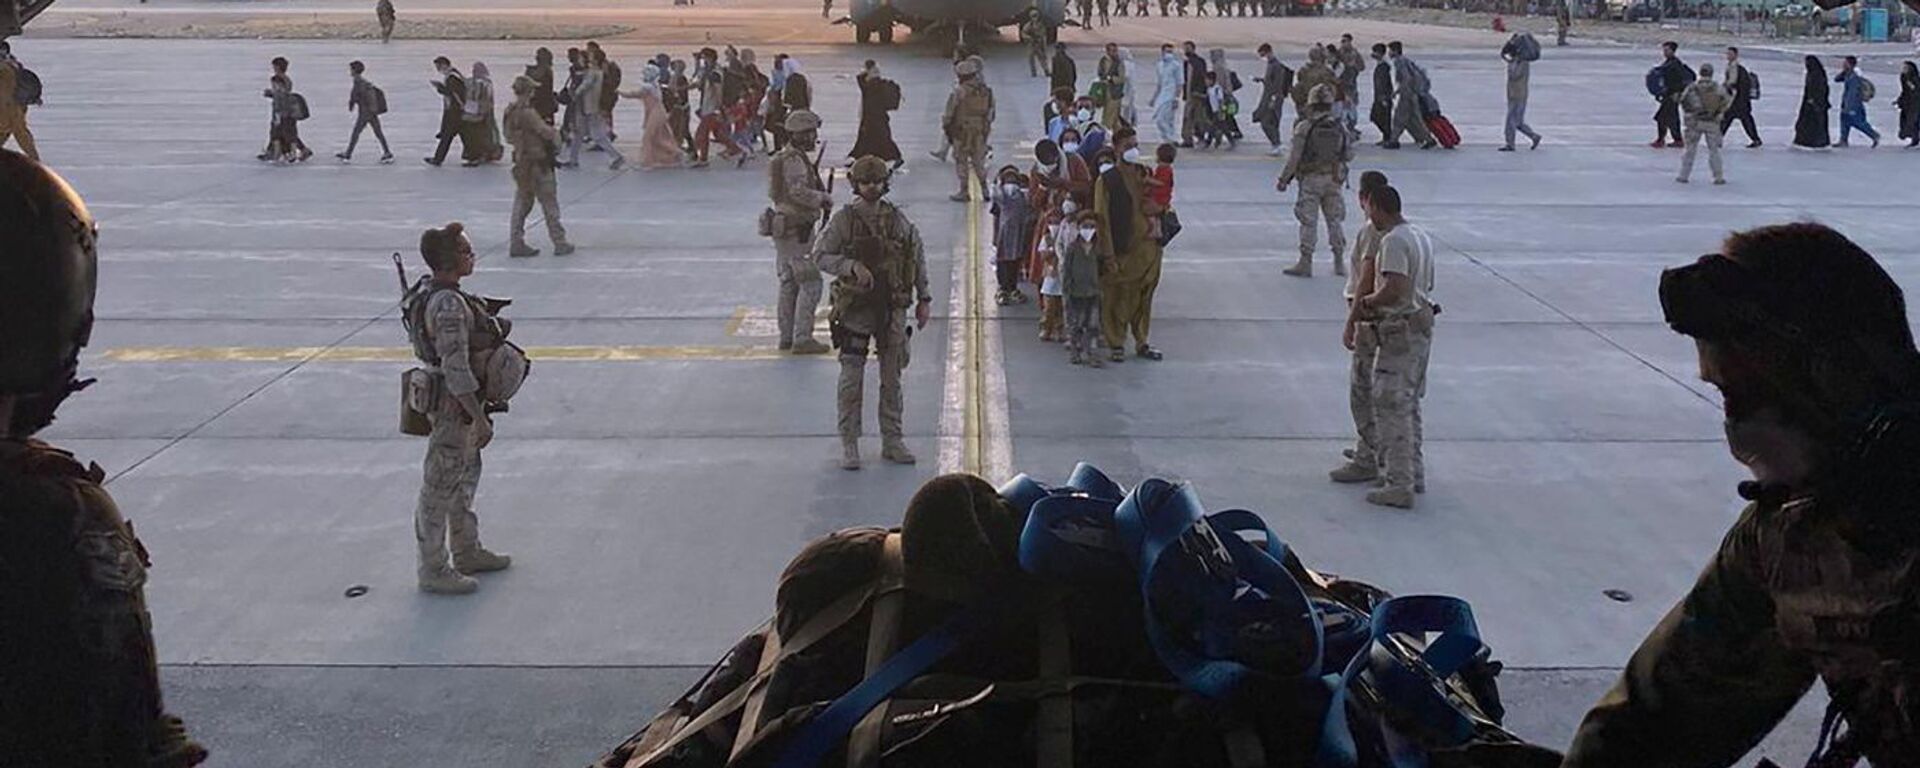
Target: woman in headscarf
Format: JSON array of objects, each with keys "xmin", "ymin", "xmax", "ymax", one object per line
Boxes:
[
  {"xmin": 620, "ymin": 63, "xmax": 683, "ymax": 169},
  {"xmin": 1119, "ymin": 47, "xmax": 1140, "ymax": 128},
  {"xmin": 1898, "ymin": 61, "xmax": 1919, "ymax": 148},
  {"xmin": 850, "ymin": 59, "xmax": 904, "ymax": 168},
  {"xmin": 460, "ymin": 62, "xmax": 499, "ymax": 166},
  {"xmin": 559, "ymin": 49, "xmax": 586, "ymax": 159},
  {"xmin": 1207, "ymin": 48, "xmax": 1244, "ymax": 148},
  {"xmin": 1793, "ymin": 55, "xmax": 1831, "ymax": 150}
]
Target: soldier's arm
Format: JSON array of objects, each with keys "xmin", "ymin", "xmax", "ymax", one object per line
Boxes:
[
  {"xmin": 785, "ymin": 157, "xmax": 831, "ymax": 209},
  {"xmin": 985, "ymin": 88, "xmax": 997, "ymax": 140},
  {"xmin": 427, "ymin": 292, "xmax": 486, "ymax": 419},
  {"xmin": 942, "ymin": 89, "xmax": 961, "ymax": 134},
  {"xmin": 526, "ymin": 111, "xmax": 561, "ymax": 144},
  {"xmin": 811, "ymin": 213, "xmax": 855, "ymax": 277},
  {"xmin": 904, "ymin": 216, "xmax": 931, "ymax": 304},
  {"xmin": 1275, "ymin": 124, "xmax": 1308, "ymax": 187},
  {"xmin": 1564, "ymin": 511, "xmax": 1817, "ymax": 768}
]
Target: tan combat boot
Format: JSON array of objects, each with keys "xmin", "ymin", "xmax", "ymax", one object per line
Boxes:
[
  {"xmin": 881, "ymin": 441, "xmax": 917, "ymax": 465},
  {"xmin": 419, "ymin": 567, "xmax": 478, "ymax": 595},
  {"xmin": 453, "ymin": 548, "xmax": 513, "ymax": 575},
  {"xmin": 841, "ymin": 440, "xmax": 862, "ymax": 470},
  {"xmin": 1282, "ymin": 256, "xmax": 1312, "ymax": 278},
  {"xmin": 1328, "ymin": 461, "xmax": 1378, "ymax": 483},
  {"xmin": 791, "ymin": 338, "xmax": 831, "ymax": 355},
  {"xmin": 1365, "ymin": 487, "xmax": 1415, "ymax": 509}
]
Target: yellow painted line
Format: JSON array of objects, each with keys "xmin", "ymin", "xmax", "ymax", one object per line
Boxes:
[
  {"xmin": 723, "ymin": 306, "xmax": 747, "ymax": 338},
  {"xmin": 100, "ymin": 345, "xmax": 823, "ymax": 363},
  {"xmin": 963, "ymin": 173, "xmax": 986, "ymax": 478}
]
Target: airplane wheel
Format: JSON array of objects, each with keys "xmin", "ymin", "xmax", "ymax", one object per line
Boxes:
[{"xmin": 879, "ymin": 24, "xmax": 894, "ymax": 43}]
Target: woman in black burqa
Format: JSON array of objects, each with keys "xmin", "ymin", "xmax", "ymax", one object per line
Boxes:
[
  {"xmin": 849, "ymin": 60, "xmax": 903, "ymax": 168},
  {"xmin": 1793, "ymin": 55, "xmax": 1831, "ymax": 150},
  {"xmin": 1897, "ymin": 60, "xmax": 1919, "ymax": 148}
]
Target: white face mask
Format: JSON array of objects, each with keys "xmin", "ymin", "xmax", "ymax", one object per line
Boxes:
[
  {"xmin": 1076, "ymin": 108, "xmax": 1091, "ymax": 122},
  {"xmin": 1098, "ymin": 162, "xmax": 1115, "ymax": 175},
  {"xmin": 1078, "ymin": 227, "xmax": 1097, "ymax": 242},
  {"xmin": 1122, "ymin": 147, "xmax": 1142, "ymax": 164},
  {"xmin": 1061, "ymin": 200, "xmax": 1079, "ymax": 214},
  {"xmin": 1162, "ymin": 51, "xmax": 1175, "ymax": 61},
  {"xmin": 1002, "ymin": 183, "xmax": 1022, "ymax": 197},
  {"xmin": 1062, "ymin": 141, "xmax": 1081, "ymax": 154}
]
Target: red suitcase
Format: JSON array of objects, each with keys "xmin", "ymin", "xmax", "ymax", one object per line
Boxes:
[{"xmin": 1426, "ymin": 114, "xmax": 1461, "ymax": 149}]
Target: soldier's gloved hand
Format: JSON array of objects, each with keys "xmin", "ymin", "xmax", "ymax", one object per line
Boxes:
[
  {"xmin": 851, "ymin": 262, "xmax": 875, "ymax": 290},
  {"xmin": 915, "ymin": 299, "xmax": 932, "ymax": 330},
  {"xmin": 472, "ymin": 416, "xmax": 495, "ymax": 450}
]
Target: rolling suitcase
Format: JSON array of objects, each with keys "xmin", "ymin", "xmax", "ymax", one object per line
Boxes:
[{"xmin": 1426, "ymin": 114, "xmax": 1461, "ymax": 149}]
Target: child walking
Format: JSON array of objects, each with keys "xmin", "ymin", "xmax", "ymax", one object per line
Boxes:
[{"xmin": 1036, "ymin": 206, "xmax": 1069, "ymax": 342}]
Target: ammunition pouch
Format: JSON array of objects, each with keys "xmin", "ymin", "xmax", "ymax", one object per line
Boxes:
[
  {"xmin": 758, "ymin": 207, "xmax": 778, "ymax": 238},
  {"xmin": 400, "ymin": 367, "xmax": 437, "ymax": 436}
]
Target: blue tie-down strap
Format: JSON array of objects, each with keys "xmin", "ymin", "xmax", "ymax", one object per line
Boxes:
[
  {"xmin": 1004, "ymin": 463, "xmax": 1134, "ymax": 586},
  {"xmin": 770, "ymin": 609, "xmax": 985, "ymax": 768},
  {"xmin": 1115, "ymin": 479, "xmax": 1325, "ymax": 701},
  {"xmin": 1316, "ymin": 595, "xmax": 1487, "ymax": 768}
]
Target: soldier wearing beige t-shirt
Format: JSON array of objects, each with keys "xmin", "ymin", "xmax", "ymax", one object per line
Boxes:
[{"xmin": 1347, "ymin": 184, "xmax": 1434, "ymax": 508}]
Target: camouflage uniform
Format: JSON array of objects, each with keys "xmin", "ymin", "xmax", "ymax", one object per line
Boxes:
[
  {"xmin": 767, "ymin": 110, "xmax": 831, "ymax": 352},
  {"xmin": 813, "ymin": 184, "xmax": 930, "ymax": 467},
  {"xmin": 1276, "ymin": 92, "xmax": 1351, "ymax": 278},
  {"xmin": 505, "ymin": 96, "xmax": 571, "ymax": 257},
  {"xmin": 1, "ymin": 439, "xmax": 208, "ymax": 768},
  {"xmin": 411, "ymin": 287, "xmax": 498, "ymax": 585},
  {"xmin": 1355, "ymin": 222, "xmax": 1434, "ymax": 503},
  {"xmin": 1566, "ymin": 457, "xmax": 1920, "ymax": 766},
  {"xmin": 943, "ymin": 60, "xmax": 995, "ymax": 201}
]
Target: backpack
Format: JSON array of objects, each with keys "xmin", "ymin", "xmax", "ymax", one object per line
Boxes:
[
  {"xmin": 1859, "ymin": 76, "xmax": 1876, "ymax": 103},
  {"xmin": 1301, "ymin": 115, "xmax": 1350, "ymax": 169},
  {"xmin": 1645, "ymin": 66, "xmax": 1666, "ymax": 98},
  {"xmin": 291, "ymin": 93, "xmax": 310, "ymax": 121},
  {"xmin": 594, "ymin": 467, "xmax": 1564, "ymax": 768},
  {"xmin": 1742, "ymin": 67, "xmax": 1761, "ymax": 100},
  {"xmin": 367, "ymin": 84, "xmax": 388, "ymax": 116},
  {"xmin": 1504, "ymin": 33, "xmax": 1541, "ymax": 62},
  {"xmin": 878, "ymin": 78, "xmax": 901, "ymax": 111},
  {"xmin": 13, "ymin": 65, "xmax": 42, "ymax": 107}
]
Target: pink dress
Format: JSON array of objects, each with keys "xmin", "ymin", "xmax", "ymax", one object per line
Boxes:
[{"xmin": 637, "ymin": 85, "xmax": 682, "ymax": 169}]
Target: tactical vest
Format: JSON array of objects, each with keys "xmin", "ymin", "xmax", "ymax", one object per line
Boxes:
[
  {"xmin": 954, "ymin": 82, "xmax": 992, "ymax": 133},
  {"xmin": 830, "ymin": 203, "xmax": 916, "ymax": 322},
  {"xmin": 401, "ymin": 281, "xmax": 528, "ymax": 407},
  {"xmin": 1298, "ymin": 115, "xmax": 1349, "ymax": 175}
]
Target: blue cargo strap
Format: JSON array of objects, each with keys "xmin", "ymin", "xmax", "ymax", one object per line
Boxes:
[{"xmin": 1316, "ymin": 595, "xmax": 1486, "ymax": 768}]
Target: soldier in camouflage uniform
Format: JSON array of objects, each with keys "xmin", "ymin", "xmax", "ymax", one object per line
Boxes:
[
  {"xmin": 766, "ymin": 109, "xmax": 832, "ymax": 355},
  {"xmin": 0, "ymin": 150, "xmax": 208, "ymax": 768},
  {"xmin": 505, "ymin": 75, "xmax": 574, "ymax": 258},
  {"xmin": 406, "ymin": 223, "xmax": 514, "ymax": 594},
  {"xmin": 942, "ymin": 57, "xmax": 995, "ymax": 202},
  {"xmin": 1346, "ymin": 185, "xmax": 1433, "ymax": 509},
  {"xmin": 813, "ymin": 156, "xmax": 933, "ymax": 470},
  {"xmin": 1276, "ymin": 84, "xmax": 1351, "ymax": 280},
  {"xmin": 1567, "ymin": 222, "xmax": 1920, "ymax": 767}
]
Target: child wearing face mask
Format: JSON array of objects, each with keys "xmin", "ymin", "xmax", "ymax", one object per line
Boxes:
[
  {"xmin": 1036, "ymin": 199, "xmax": 1076, "ymax": 342},
  {"xmin": 991, "ymin": 166, "xmax": 1035, "ymax": 306},
  {"xmin": 1060, "ymin": 210, "xmax": 1114, "ymax": 367}
]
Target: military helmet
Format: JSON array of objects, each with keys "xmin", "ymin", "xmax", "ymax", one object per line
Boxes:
[
  {"xmin": 511, "ymin": 74, "xmax": 535, "ymax": 95},
  {"xmin": 1308, "ymin": 83, "xmax": 1337, "ymax": 107},
  {"xmin": 784, "ymin": 109, "xmax": 822, "ymax": 134},
  {"xmin": 848, "ymin": 155, "xmax": 893, "ymax": 184},
  {"xmin": 955, "ymin": 57, "xmax": 982, "ymax": 78},
  {"xmin": 0, "ymin": 150, "xmax": 97, "ymax": 397}
]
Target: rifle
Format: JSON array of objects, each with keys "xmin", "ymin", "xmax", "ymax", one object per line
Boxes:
[{"xmin": 815, "ymin": 140, "xmax": 833, "ymax": 228}]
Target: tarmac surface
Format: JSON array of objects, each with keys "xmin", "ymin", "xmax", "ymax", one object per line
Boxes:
[{"xmin": 15, "ymin": 15, "xmax": 1918, "ymax": 766}]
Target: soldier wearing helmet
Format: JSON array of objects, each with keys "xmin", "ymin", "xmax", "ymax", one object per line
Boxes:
[
  {"xmin": 812, "ymin": 155, "xmax": 932, "ymax": 470},
  {"xmin": 1276, "ymin": 83, "xmax": 1351, "ymax": 279},
  {"xmin": 941, "ymin": 56, "xmax": 995, "ymax": 202},
  {"xmin": 1567, "ymin": 222, "xmax": 1920, "ymax": 767},
  {"xmin": 0, "ymin": 150, "xmax": 208, "ymax": 767},
  {"xmin": 764, "ymin": 109, "xmax": 832, "ymax": 355}
]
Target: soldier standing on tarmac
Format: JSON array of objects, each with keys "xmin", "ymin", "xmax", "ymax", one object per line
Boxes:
[
  {"xmin": 0, "ymin": 150, "xmax": 209, "ymax": 768},
  {"xmin": 814, "ymin": 156, "xmax": 933, "ymax": 470},
  {"xmin": 404, "ymin": 223, "xmax": 517, "ymax": 594},
  {"xmin": 505, "ymin": 75, "xmax": 573, "ymax": 258},
  {"xmin": 943, "ymin": 57, "xmax": 995, "ymax": 202},
  {"xmin": 766, "ymin": 109, "xmax": 833, "ymax": 355},
  {"xmin": 1276, "ymin": 85, "xmax": 1352, "ymax": 279},
  {"xmin": 1566, "ymin": 222, "xmax": 1920, "ymax": 767}
]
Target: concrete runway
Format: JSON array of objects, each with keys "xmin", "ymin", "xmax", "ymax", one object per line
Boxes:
[{"xmin": 16, "ymin": 25, "xmax": 1916, "ymax": 766}]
